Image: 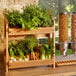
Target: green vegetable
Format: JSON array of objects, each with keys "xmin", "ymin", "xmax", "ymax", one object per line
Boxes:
[
  {"xmin": 8, "ymin": 42, "xmax": 16, "ymax": 58},
  {"xmin": 8, "ymin": 36, "xmax": 38, "ymax": 60},
  {"xmin": 40, "ymin": 42, "xmax": 54, "ymax": 60},
  {"xmin": 24, "ymin": 36, "xmax": 38, "ymax": 60},
  {"xmin": 25, "ymin": 36, "xmax": 38, "ymax": 52},
  {"xmin": 40, "ymin": 45, "xmax": 46, "ymax": 60},
  {"xmin": 4, "ymin": 5, "xmax": 53, "ymax": 30},
  {"xmin": 8, "ymin": 36, "xmax": 54, "ymax": 60},
  {"xmin": 8, "ymin": 41, "xmax": 26, "ymax": 59},
  {"xmin": 4, "ymin": 10, "xmax": 21, "ymax": 27},
  {"xmin": 17, "ymin": 48, "xmax": 25, "ymax": 59},
  {"xmin": 9, "ymin": 47, "xmax": 15, "ymax": 58},
  {"xmin": 43, "ymin": 44, "xmax": 50, "ymax": 59},
  {"xmin": 19, "ymin": 18, "xmax": 25, "ymax": 29},
  {"xmin": 23, "ymin": 5, "xmax": 53, "ymax": 28}
]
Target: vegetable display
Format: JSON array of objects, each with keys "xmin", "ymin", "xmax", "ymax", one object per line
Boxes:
[
  {"xmin": 4, "ymin": 5, "xmax": 53, "ymax": 30},
  {"xmin": 8, "ymin": 36, "xmax": 54, "ymax": 62},
  {"xmin": 40, "ymin": 42, "xmax": 54, "ymax": 60},
  {"xmin": 6, "ymin": 5, "xmax": 54, "ymax": 62},
  {"xmin": 23, "ymin": 36, "xmax": 38, "ymax": 60}
]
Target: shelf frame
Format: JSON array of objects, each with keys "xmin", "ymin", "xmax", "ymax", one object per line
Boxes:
[{"xmin": 4, "ymin": 18, "xmax": 55, "ymax": 72}]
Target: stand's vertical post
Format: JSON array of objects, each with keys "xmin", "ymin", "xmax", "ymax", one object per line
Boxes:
[
  {"xmin": 52, "ymin": 20, "xmax": 55, "ymax": 68},
  {"xmin": 4, "ymin": 16, "xmax": 6, "ymax": 71},
  {"xmin": 47, "ymin": 34, "xmax": 50, "ymax": 45},
  {"xmin": 5, "ymin": 19, "xmax": 9, "ymax": 72}
]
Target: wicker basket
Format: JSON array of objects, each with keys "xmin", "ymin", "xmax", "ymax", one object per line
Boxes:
[
  {"xmin": 59, "ymin": 13, "xmax": 68, "ymax": 55},
  {"xmin": 71, "ymin": 13, "xmax": 76, "ymax": 42},
  {"xmin": 59, "ymin": 13, "xmax": 68, "ymax": 42},
  {"xmin": 71, "ymin": 13, "xmax": 76, "ymax": 54}
]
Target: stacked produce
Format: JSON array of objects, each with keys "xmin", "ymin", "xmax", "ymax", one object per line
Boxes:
[
  {"xmin": 4, "ymin": 4, "xmax": 53, "ymax": 30},
  {"xmin": 8, "ymin": 36, "xmax": 54, "ymax": 62},
  {"xmin": 4, "ymin": 5, "xmax": 54, "ymax": 62}
]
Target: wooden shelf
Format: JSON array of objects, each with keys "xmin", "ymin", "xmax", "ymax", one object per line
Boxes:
[
  {"xmin": 4, "ymin": 18, "xmax": 55, "ymax": 72},
  {"xmin": 8, "ymin": 26, "xmax": 54, "ymax": 36},
  {"xmin": 9, "ymin": 59, "xmax": 53, "ymax": 69}
]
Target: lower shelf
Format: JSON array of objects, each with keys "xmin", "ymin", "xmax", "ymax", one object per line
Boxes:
[{"xmin": 9, "ymin": 59, "xmax": 54, "ymax": 69}]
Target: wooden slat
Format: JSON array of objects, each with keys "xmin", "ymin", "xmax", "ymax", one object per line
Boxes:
[
  {"xmin": 9, "ymin": 59, "xmax": 54, "ymax": 69},
  {"xmin": 8, "ymin": 26, "xmax": 54, "ymax": 36},
  {"xmin": 8, "ymin": 34, "xmax": 51, "ymax": 40}
]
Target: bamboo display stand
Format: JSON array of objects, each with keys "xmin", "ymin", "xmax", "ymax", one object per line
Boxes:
[{"xmin": 4, "ymin": 18, "xmax": 55, "ymax": 72}]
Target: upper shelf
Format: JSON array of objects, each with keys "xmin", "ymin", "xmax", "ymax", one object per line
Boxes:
[
  {"xmin": 8, "ymin": 26, "xmax": 54, "ymax": 36},
  {"xmin": 4, "ymin": 18, "xmax": 55, "ymax": 36}
]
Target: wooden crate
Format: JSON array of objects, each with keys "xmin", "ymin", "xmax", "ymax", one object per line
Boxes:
[{"xmin": 4, "ymin": 18, "xmax": 55, "ymax": 72}]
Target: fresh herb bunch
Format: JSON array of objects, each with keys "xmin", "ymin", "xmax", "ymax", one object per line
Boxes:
[
  {"xmin": 4, "ymin": 10, "xmax": 26, "ymax": 29},
  {"xmin": 8, "ymin": 36, "xmax": 38, "ymax": 60},
  {"xmin": 24, "ymin": 36, "xmax": 38, "ymax": 52},
  {"xmin": 8, "ymin": 42, "xmax": 15, "ymax": 58},
  {"xmin": 24, "ymin": 36, "xmax": 38, "ymax": 60},
  {"xmin": 8, "ymin": 41, "xmax": 26, "ymax": 59},
  {"xmin": 22, "ymin": 5, "xmax": 53, "ymax": 29},
  {"xmin": 4, "ymin": 5, "xmax": 53, "ymax": 30}
]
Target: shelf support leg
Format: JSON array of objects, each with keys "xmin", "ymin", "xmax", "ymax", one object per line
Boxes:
[
  {"xmin": 52, "ymin": 20, "xmax": 55, "ymax": 68},
  {"xmin": 5, "ymin": 19, "xmax": 9, "ymax": 72}
]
